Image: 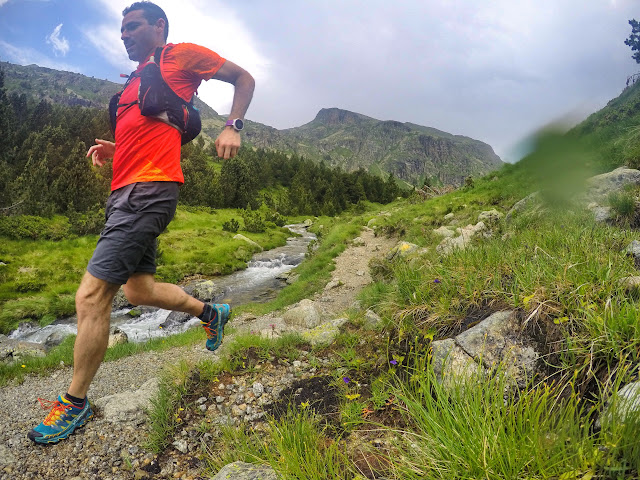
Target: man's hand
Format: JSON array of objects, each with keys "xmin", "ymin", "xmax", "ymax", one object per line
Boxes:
[
  {"xmin": 215, "ymin": 128, "xmax": 241, "ymax": 159},
  {"xmin": 86, "ymin": 139, "xmax": 116, "ymax": 167}
]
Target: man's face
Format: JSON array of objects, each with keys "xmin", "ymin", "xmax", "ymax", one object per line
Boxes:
[{"xmin": 120, "ymin": 9, "xmax": 163, "ymax": 63}]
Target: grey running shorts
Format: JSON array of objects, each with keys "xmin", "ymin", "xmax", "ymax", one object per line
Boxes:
[{"xmin": 87, "ymin": 182, "xmax": 179, "ymax": 285}]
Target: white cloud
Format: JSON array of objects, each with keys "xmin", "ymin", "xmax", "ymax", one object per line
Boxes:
[
  {"xmin": 46, "ymin": 23, "xmax": 70, "ymax": 56},
  {"xmin": 0, "ymin": 40, "xmax": 80, "ymax": 72},
  {"xmin": 0, "ymin": 0, "xmax": 10, "ymax": 7},
  {"xmin": 86, "ymin": 0, "xmax": 270, "ymax": 114}
]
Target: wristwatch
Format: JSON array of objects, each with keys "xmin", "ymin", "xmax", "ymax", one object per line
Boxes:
[{"xmin": 225, "ymin": 118, "xmax": 244, "ymax": 131}]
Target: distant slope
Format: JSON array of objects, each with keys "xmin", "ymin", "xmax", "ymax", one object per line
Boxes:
[
  {"xmin": 0, "ymin": 61, "xmax": 218, "ymax": 119},
  {"xmin": 569, "ymin": 79, "xmax": 640, "ymax": 172},
  {"xmin": 238, "ymin": 108, "xmax": 503, "ymax": 187},
  {"xmin": 3, "ymin": 61, "xmax": 502, "ymax": 186}
]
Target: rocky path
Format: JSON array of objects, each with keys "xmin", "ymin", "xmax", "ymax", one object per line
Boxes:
[{"xmin": 0, "ymin": 227, "xmax": 396, "ymax": 480}]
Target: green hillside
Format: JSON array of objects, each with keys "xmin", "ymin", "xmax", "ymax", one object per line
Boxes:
[{"xmin": 570, "ymin": 79, "xmax": 640, "ymax": 172}]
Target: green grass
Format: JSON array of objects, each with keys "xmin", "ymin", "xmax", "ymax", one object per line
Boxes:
[{"xmin": 0, "ymin": 207, "xmax": 291, "ymax": 333}]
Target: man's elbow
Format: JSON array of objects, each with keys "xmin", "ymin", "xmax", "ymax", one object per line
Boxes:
[{"xmin": 238, "ymin": 71, "xmax": 255, "ymax": 92}]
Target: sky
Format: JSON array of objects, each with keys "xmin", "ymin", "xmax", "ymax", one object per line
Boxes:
[{"xmin": 0, "ymin": 0, "xmax": 639, "ymax": 162}]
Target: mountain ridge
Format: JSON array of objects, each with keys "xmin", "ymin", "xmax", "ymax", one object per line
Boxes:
[{"xmin": 2, "ymin": 61, "xmax": 503, "ymax": 186}]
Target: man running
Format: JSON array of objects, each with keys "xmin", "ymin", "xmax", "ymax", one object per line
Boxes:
[{"xmin": 28, "ymin": 1, "xmax": 254, "ymax": 444}]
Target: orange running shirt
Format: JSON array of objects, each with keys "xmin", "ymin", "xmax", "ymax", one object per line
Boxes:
[{"xmin": 111, "ymin": 43, "xmax": 226, "ymax": 191}]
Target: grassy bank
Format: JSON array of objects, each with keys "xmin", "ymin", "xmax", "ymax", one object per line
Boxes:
[
  {"xmin": 143, "ymin": 134, "xmax": 640, "ymax": 477},
  {"xmin": 0, "ymin": 206, "xmax": 294, "ymax": 334}
]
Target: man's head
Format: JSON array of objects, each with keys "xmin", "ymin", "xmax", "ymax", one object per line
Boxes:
[{"xmin": 121, "ymin": 2, "xmax": 169, "ymax": 62}]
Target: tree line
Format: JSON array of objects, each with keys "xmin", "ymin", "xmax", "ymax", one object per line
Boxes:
[{"xmin": 0, "ymin": 67, "xmax": 401, "ymax": 231}]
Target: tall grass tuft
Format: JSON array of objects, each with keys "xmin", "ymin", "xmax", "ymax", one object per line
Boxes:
[{"xmin": 204, "ymin": 409, "xmax": 355, "ymax": 479}]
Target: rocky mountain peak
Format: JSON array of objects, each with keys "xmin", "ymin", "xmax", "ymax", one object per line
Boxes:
[{"xmin": 313, "ymin": 108, "xmax": 370, "ymax": 126}]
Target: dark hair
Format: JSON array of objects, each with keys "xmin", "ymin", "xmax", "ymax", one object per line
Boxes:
[{"xmin": 123, "ymin": 2, "xmax": 169, "ymax": 42}]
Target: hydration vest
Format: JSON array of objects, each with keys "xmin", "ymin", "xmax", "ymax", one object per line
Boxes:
[{"xmin": 108, "ymin": 46, "xmax": 201, "ymax": 146}]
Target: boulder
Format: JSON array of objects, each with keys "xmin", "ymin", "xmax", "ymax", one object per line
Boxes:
[
  {"xmin": 212, "ymin": 462, "xmax": 277, "ymax": 480},
  {"xmin": 455, "ymin": 311, "xmax": 539, "ymax": 383},
  {"xmin": 301, "ymin": 318, "xmax": 348, "ymax": 346},
  {"xmin": 352, "ymin": 236, "xmax": 366, "ymax": 246},
  {"xmin": 112, "ymin": 288, "xmax": 131, "ymax": 310},
  {"xmin": 619, "ymin": 276, "xmax": 640, "ymax": 296},
  {"xmin": 505, "ymin": 191, "xmax": 541, "ymax": 223},
  {"xmin": 436, "ymin": 222, "xmax": 487, "ymax": 255},
  {"xmin": 160, "ymin": 311, "xmax": 193, "ymax": 330},
  {"xmin": 93, "ymin": 377, "xmax": 159, "ymax": 423},
  {"xmin": 183, "ymin": 280, "xmax": 218, "ymax": 302},
  {"xmin": 596, "ymin": 381, "xmax": 640, "ymax": 430},
  {"xmin": 0, "ymin": 338, "xmax": 46, "ymax": 363},
  {"xmin": 386, "ymin": 241, "xmax": 420, "ymax": 260},
  {"xmin": 283, "ymin": 299, "xmax": 322, "ymax": 328},
  {"xmin": 625, "ymin": 240, "xmax": 640, "ymax": 269},
  {"xmin": 431, "ymin": 338, "xmax": 482, "ymax": 387},
  {"xmin": 324, "ymin": 279, "xmax": 343, "ymax": 291},
  {"xmin": 233, "ymin": 234, "xmax": 263, "ymax": 251},
  {"xmin": 430, "ymin": 310, "xmax": 541, "ymax": 389},
  {"xmin": 477, "ymin": 209, "xmax": 504, "ymax": 225},
  {"xmin": 364, "ymin": 309, "xmax": 383, "ymax": 329},
  {"xmin": 107, "ymin": 328, "xmax": 128, "ymax": 348},
  {"xmin": 433, "ymin": 226, "xmax": 455, "ymax": 238},
  {"xmin": 43, "ymin": 330, "xmax": 71, "ymax": 350},
  {"xmin": 590, "ymin": 205, "xmax": 613, "ymax": 223},
  {"xmin": 586, "ymin": 167, "xmax": 640, "ymax": 199}
]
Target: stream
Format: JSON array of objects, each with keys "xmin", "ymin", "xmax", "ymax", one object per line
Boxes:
[{"xmin": 8, "ymin": 224, "xmax": 316, "ymax": 346}]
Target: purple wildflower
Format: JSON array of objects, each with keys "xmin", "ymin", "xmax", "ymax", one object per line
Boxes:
[
  {"xmin": 434, "ymin": 279, "xmax": 441, "ymax": 284},
  {"xmin": 343, "ymin": 377, "xmax": 350, "ymax": 384},
  {"xmin": 390, "ymin": 359, "xmax": 398, "ymax": 365}
]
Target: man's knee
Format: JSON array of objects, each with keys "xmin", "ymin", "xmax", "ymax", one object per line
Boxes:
[
  {"xmin": 123, "ymin": 274, "xmax": 154, "ymax": 306},
  {"xmin": 76, "ymin": 272, "xmax": 120, "ymax": 313}
]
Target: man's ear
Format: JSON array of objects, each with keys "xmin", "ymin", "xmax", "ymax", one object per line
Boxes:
[{"xmin": 155, "ymin": 18, "xmax": 165, "ymax": 34}]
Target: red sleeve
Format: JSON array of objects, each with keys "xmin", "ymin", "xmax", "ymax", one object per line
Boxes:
[{"xmin": 167, "ymin": 43, "xmax": 226, "ymax": 80}]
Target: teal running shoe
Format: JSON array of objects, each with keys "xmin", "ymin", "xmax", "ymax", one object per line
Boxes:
[
  {"xmin": 201, "ymin": 303, "xmax": 232, "ymax": 351},
  {"xmin": 27, "ymin": 395, "xmax": 93, "ymax": 444}
]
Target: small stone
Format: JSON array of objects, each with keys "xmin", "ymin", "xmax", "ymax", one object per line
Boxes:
[
  {"xmin": 252, "ymin": 382, "xmax": 264, "ymax": 397},
  {"xmin": 293, "ymin": 360, "xmax": 302, "ymax": 368},
  {"xmin": 172, "ymin": 439, "xmax": 188, "ymax": 454},
  {"xmin": 216, "ymin": 396, "xmax": 225, "ymax": 403},
  {"xmin": 199, "ymin": 404, "xmax": 207, "ymax": 412},
  {"xmin": 196, "ymin": 397, "xmax": 207, "ymax": 405}
]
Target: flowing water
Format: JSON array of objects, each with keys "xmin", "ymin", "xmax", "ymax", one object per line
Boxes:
[{"xmin": 9, "ymin": 224, "xmax": 316, "ymax": 346}]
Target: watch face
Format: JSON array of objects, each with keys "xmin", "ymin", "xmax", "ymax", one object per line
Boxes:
[{"xmin": 234, "ymin": 118, "xmax": 244, "ymax": 131}]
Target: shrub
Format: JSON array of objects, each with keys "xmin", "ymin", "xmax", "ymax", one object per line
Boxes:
[
  {"xmin": 68, "ymin": 209, "xmax": 104, "ymax": 235},
  {"xmin": 268, "ymin": 212, "xmax": 287, "ymax": 227},
  {"xmin": 0, "ymin": 215, "xmax": 71, "ymax": 240},
  {"xmin": 222, "ymin": 218, "xmax": 240, "ymax": 233},
  {"xmin": 608, "ymin": 189, "xmax": 636, "ymax": 219},
  {"xmin": 241, "ymin": 209, "xmax": 265, "ymax": 233}
]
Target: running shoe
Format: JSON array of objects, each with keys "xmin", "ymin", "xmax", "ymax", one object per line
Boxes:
[
  {"xmin": 27, "ymin": 395, "xmax": 93, "ymax": 444},
  {"xmin": 201, "ymin": 303, "xmax": 232, "ymax": 351}
]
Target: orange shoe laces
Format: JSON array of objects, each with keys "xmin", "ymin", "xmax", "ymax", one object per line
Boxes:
[
  {"xmin": 38, "ymin": 398, "xmax": 73, "ymax": 426},
  {"xmin": 201, "ymin": 322, "xmax": 218, "ymax": 340}
]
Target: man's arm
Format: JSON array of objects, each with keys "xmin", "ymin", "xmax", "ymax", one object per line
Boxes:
[
  {"xmin": 86, "ymin": 139, "xmax": 116, "ymax": 167},
  {"xmin": 211, "ymin": 60, "xmax": 255, "ymax": 159}
]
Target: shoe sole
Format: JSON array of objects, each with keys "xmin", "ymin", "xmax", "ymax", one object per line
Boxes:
[
  {"xmin": 29, "ymin": 409, "xmax": 94, "ymax": 445},
  {"xmin": 206, "ymin": 304, "xmax": 232, "ymax": 352}
]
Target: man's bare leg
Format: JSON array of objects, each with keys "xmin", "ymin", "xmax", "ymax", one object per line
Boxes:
[
  {"xmin": 67, "ymin": 272, "xmax": 121, "ymax": 399},
  {"xmin": 123, "ymin": 273, "xmax": 230, "ymax": 352},
  {"xmin": 123, "ymin": 272, "xmax": 205, "ymax": 316}
]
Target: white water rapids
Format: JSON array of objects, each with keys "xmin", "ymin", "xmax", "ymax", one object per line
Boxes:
[{"xmin": 9, "ymin": 224, "xmax": 316, "ymax": 346}]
